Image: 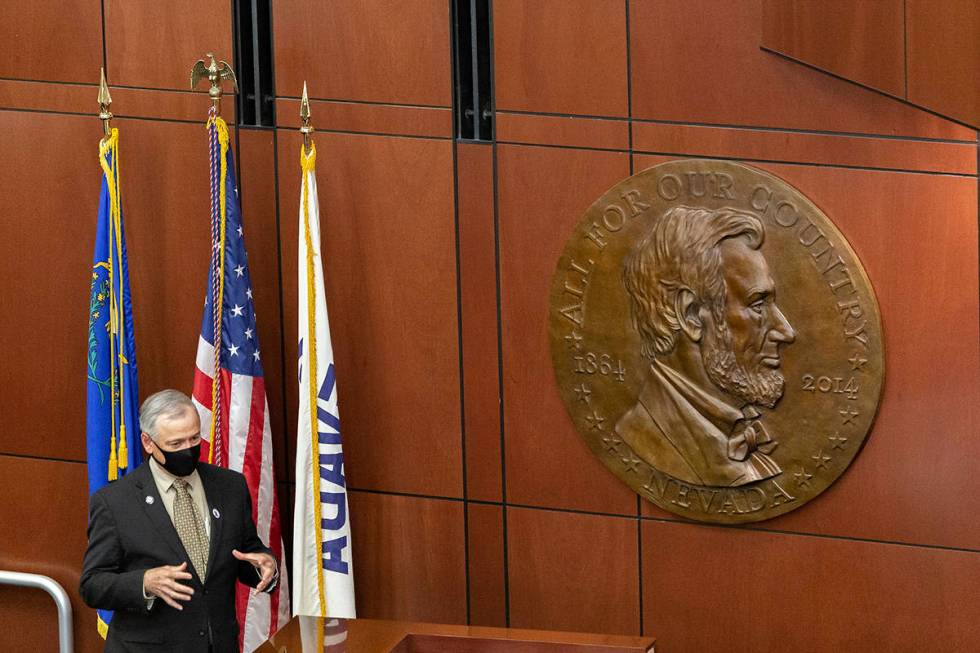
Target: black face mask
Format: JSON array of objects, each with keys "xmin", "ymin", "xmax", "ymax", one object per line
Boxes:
[{"xmin": 154, "ymin": 443, "xmax": 201, "ymax": 477}]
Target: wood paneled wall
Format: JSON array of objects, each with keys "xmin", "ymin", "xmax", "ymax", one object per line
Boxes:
[
  {"xmin": 0, "ymin": 2, "xmax": 978, "ymax": 652},
  {"xmin": 762, "ymin": 0, "xmax": 980, "ymax": 128}
]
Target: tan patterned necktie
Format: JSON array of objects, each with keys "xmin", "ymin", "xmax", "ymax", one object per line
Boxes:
[{"xmin": 172, "ymin": 478, "xmax": 209, "ymax": 580}]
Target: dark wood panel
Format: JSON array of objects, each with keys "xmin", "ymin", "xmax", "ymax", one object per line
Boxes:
[
  {"xmin": 762, "ymin": 0, "xmax": 905, "ymax": 98},
  {"xmin": 0, "ymin": 79, "xmax": 94, "ymax": 114},
  {"xmin": 497, "ymin": 144, "xmax": 637, "ymax": 516},
  {"xmin": 349, "ymin": 492, "xmax": 467, "ymax": 624},
  {"xmin": 272, "ymin": 0, "xmax": 451, "ymax": 106},
  {"xmin": 0, "ymin": 0, "xmax": 102, "ymax": 84},
  {"xmin": 642, "ymin": 520, "xmax": 980, "ymax": 651},
  {"xmin": 466, "ymin": 503, "xmax": 506, "ymax": 627},
  {"xmin": 631, "ymin": 122, "xmax": 977, "ymax": 174},
  {"xmin": 496, "ymin": 113, "xmax": 631, "ymax": 151},
  {"xmin": 110, "ymin": 87, "xmax": 236, "ymax": 123},
  {"xmin": 493, "ymin": 0, "xmax": 628, "ymax": 117},
  {"xmin": 508, "ymin": 507, "xmax": 639, "ymax": 635},
  {"xmin": 104, "ymin": 0, "xmax": 233, "ymax": 91},
  {"xmin": 278, "ymin": 481, "xmax": 295, "ymax": 575},
  {"xmin": 0, "ymin": 112, "xmax": 102, "ymax": 460},
  {"xmin": 906, "ymin": 0, "xmax": 980, "ymax": 127},
  {"xmin": 276, "ymin": 98, "xmax": 452, "ymax": 139},
  {"xmin": 0, "ymin": 456, "xmax": 103, "ymax": 653},
  {"xmin": 457, "ymin": 143, "xmax": 502, "ymax": 503},
  {"xmin": 0, "ymin": 79, "xmax": 237, "ymax": 123},
  {"xmin": 237, "ymin": 128, "xmax": 287, "ymax": 483},
  {"xmin": 277, "ymin": 130, "xmax": 463, "ymax": 498},
  {"xmin": 629, "ymin": 0, "xmax": 973, "ymax": 140}
]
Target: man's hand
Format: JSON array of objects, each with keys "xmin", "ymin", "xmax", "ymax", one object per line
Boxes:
[
  {"xmin": 232, "ymin": 549, "xmax": 277, "ymax": 592},
  {"xmin": 143, "ymin": 562, "xmax": 194, "ymax": 610}
]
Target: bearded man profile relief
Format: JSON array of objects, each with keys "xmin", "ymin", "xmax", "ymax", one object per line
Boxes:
[{"xmin": 615, "ymin": 206, "xmax": 797, "ymax": 487}]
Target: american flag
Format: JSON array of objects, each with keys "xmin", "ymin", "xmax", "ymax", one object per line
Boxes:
[{"xmin": 192, "ymin": 114, "xmax": 290, "ymax": 651}]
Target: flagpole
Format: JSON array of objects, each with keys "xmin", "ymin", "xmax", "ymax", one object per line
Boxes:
[
  {"xmin": 299, "ymin": 82, "xmax": 328, "ymax": 618},
  {"xmin": 189, "ymin": 54, "xmax": 292, "ymax": 646},
  {"xmin": 191, "ymin": 53, "xmax": 239, "ymax": 464}
]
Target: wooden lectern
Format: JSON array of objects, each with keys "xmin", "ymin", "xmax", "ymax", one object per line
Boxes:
[{"xmin": 256, "ymin": 616, "xmax": 656, "ymax": 652}]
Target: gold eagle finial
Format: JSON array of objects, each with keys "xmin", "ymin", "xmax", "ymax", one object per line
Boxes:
[{"xmin": 190, "ymin": 52, "xmax": 238, "ymax": 113}]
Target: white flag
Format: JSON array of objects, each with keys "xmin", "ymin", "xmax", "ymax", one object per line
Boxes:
[{"xmin": 293, "ymin": 142, "xmax": 356, "ymax": 618}]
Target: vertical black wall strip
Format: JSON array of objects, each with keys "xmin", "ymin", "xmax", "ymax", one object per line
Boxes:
[
  {"xmin": 452, "ymin": 0, "xmax": 493, "ymax": 141},
  {"xmin": 234, "ymin": 0, "xmax": 276, "ymax": 127}
]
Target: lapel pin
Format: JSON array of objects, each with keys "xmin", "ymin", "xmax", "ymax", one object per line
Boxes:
[
  {"xmin": 145, "ymin": 496, "xmax": 154, "ymax": 505},
  {"xmin": 212, "ymin": 508, "xmax": 220, "ymax": 519}
]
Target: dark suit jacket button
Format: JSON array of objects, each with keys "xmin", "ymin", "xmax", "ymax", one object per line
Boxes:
[
  {"xmin": 204, "ymin": 589, "xmax": 209, "ymax": 595},
  {"xmin": 198, "ymin": 630, "xmax": 205, "ymax": 637}
]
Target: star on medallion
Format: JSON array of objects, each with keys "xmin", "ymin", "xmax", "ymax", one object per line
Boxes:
[
  {"xmin": 794, "ymin": 467, "xmax": 813, "ymax": 489},
  {"xmin": 564, "ymin": 330, "xmax": 583, "ymax": 351},
  {"xmin": 620, "ymin": 452, "xmax": 641, "ymax": 473},
  {"xmin": 584, "ymin": 410, "xmax": 605, "ymax": 431},
  {"xmin": 811, "ymin": 451, "xmax": 832, "ymax": 470},
  {"xmin": 839, "ymin": 407, "xmax": 859, "ymax": 425},
  {"xmin": 231, "ymin": 304, "xmax": 244, "ymax": 317},
  {"xmin": 601, "ymin": 435, "xmax": 621, "ymax": 453},
  {"xmin": 228, "ymin": 343, "xmax": 240, "ymax": 357},
  {"xmin": 244, "ymin": 328, "xmax": 253, "ymax": 340},
  {"xmin": 828, "ymin": 433, "xmax": 848, "ymax": 451},
  {"xmin": 848, "ymin": 354, "xmax": 868, "ymax": 371},
  {"xmin": 573, "ymin": 383, "xmax": 592, "ymax": 404}
]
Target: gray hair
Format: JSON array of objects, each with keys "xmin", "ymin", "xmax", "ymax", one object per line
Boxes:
[
  {"xmin": 139, "ymin": 389, "xmax": 196, "ymax": 439},
  {"xmin": 623, "ymin": 205, "xmax": 765, "ymax": 360}
]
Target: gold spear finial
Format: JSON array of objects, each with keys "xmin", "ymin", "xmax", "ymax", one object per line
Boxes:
[
  {"xmin": 98, "ymin": 67, "xmax": 113, "ymax": 138},
  {"xmin": 300, "ymin": 81, "xmax": 314, "ymax": 154},
  {"xmin": 190, "ymin": 52, "xmax": 238, "ymax": 114}
]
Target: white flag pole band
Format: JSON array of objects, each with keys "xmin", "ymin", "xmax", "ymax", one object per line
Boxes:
[{"xmin": 293, "ymin": 141, "xmax": 356, "ymax": 618}]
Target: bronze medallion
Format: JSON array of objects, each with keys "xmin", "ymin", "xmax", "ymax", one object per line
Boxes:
[{"xmin": 548, "ymin": 159, "xmax": 883, "ymax": 523}]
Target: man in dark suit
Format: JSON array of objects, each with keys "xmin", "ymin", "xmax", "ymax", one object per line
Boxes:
[{"xmin": 80, "ymin": 389, "xmax": 277, "ymax": 652}]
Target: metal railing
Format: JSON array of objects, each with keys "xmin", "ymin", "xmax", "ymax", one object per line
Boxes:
[{"xmin": 0, "ymin": 570, "xmax": 73, "ymax": 653}]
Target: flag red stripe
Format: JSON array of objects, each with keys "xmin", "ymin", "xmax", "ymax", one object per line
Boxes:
[
  {"xmin": 192, "ymin": 368, "xmax": 213, "ymax": 410},
  {"xmin": 241, "ymin": 377, "xmax": 265, "ymax": 521}
]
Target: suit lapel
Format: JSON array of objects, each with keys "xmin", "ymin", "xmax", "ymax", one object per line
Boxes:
[
  {"xmin": 133, "ymin": 462, "xmax": 190, "ymax": 564},
  {"xmin": 198, "ymin": 465, "xmax": 224, "ymax": 579}
]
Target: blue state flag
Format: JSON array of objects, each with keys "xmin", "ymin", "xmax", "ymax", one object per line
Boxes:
[{"xmin": 85, "ymin": 127, "xmax": 141, "ymax": 638}]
